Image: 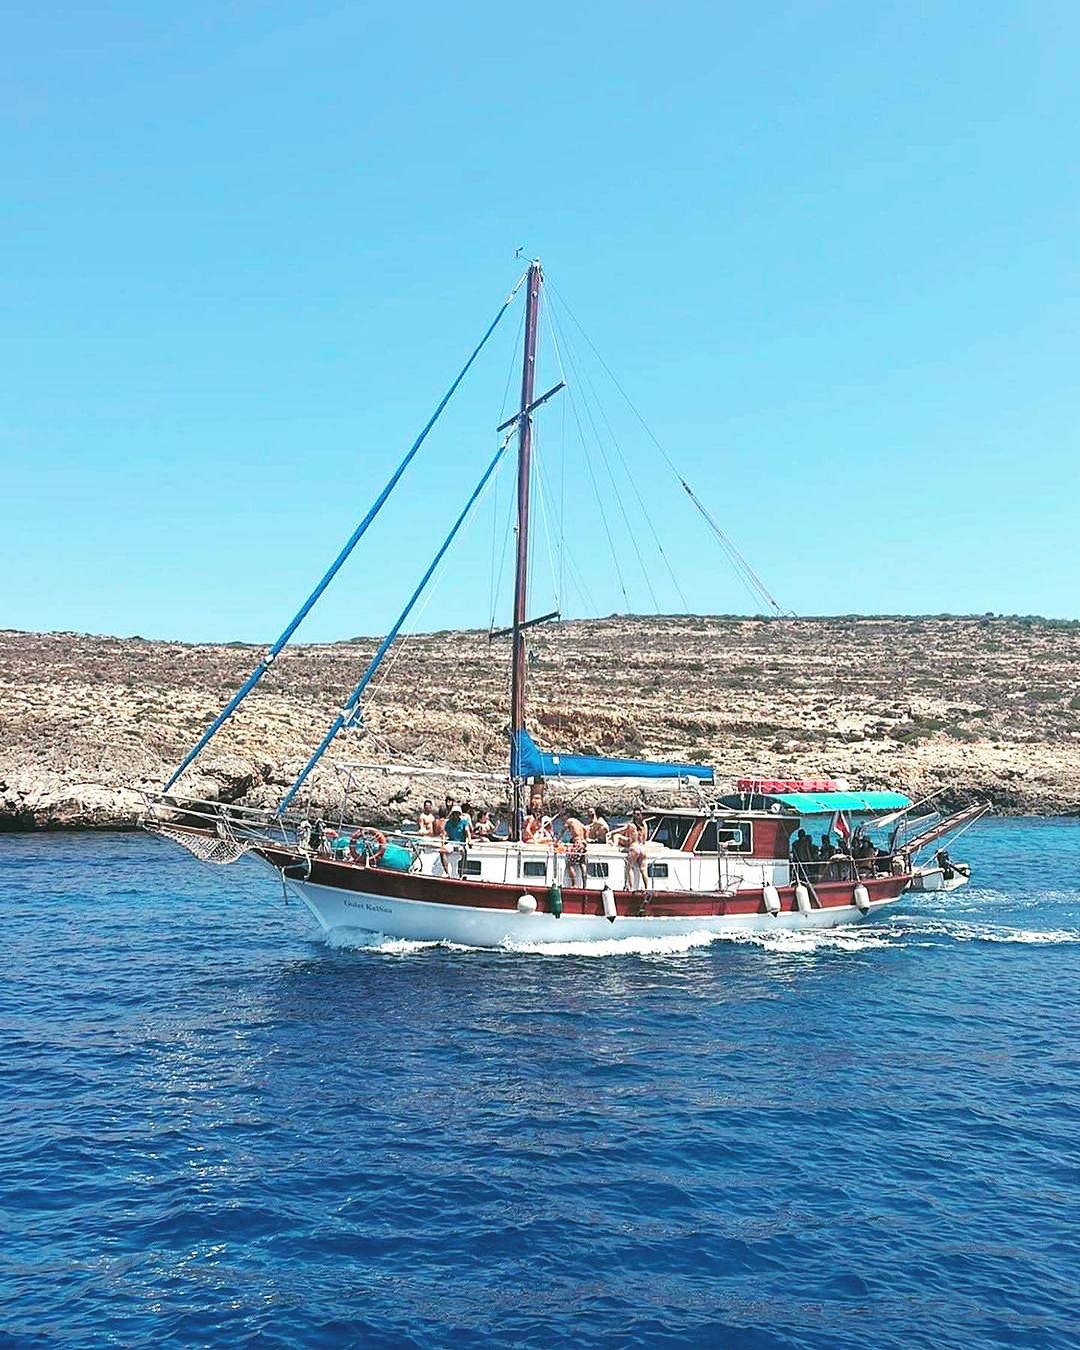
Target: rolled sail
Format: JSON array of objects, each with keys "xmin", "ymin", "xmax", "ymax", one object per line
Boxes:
[{"xmin": 511, "ymin": 729, "xmax": 714, "ymax": 784}]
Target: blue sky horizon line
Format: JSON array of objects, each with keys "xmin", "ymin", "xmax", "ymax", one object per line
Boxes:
[{"xmin": 5, "ymin": 607, "xmax": 1077, "ymax": 649}]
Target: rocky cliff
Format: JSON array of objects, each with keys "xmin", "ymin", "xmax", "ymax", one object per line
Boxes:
[{"xmin": 1, "ymin": 615, "xmax": 1078, "ymax": 829}]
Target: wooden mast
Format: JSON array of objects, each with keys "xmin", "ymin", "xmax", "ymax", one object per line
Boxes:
[{"xmin": 510, "ymin": 259, "xmax": 542, "ymax": 837}]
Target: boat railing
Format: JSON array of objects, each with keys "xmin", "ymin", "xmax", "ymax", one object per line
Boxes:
[{"xmin": 140, "ymin": 792, "xmax": 323, "ymax": 858}]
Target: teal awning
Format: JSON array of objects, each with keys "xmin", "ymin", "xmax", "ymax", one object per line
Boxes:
[{"xmin": 770, "ymin": 791, "xmax": 912, "ymax": 815}]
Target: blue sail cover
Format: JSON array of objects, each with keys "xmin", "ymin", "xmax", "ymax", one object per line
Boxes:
[{"xmin": 511, "ymin": 729, "xmax": 713, "ymax": 783}]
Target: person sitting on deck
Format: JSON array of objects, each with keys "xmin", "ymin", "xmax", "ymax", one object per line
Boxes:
[
  {"xmin": 829, "ymin": 847, "xmax": 854, "ymax": 882},
  {"xmin": 615, "ymin": 809, "xmax": 649, "ymax": 893},
  {"xmin": 816, "ymin": 833, "xmax": 837, "ymax": 879},
  {"xmin": 472, "ymin": 809, "xmax": 495, "ymax": 841},
  {"xmin": 562, "ymin": 815, "xmax": 588, "ymax": 888},
  {"xmin": 440, "ymin": 805, "xmax": 472, "ymax": 878},
  {"xmin": 296, "ymin": 818, "xmax": 312, "ymax": 852},
  {"xmin": 310, "ymin": 817, "xmax": 325, "ymax": 854},
  {"xmin": 586, "ymin": 807, "xmax": 610, "ymax": 843}
]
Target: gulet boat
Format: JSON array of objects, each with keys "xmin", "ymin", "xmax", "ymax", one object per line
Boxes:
[{"xmin": 143, "ymin": 261, "xmax": 984, "ymax": 947}]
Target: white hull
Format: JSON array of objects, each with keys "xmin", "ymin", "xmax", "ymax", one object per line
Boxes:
[
  {"xmin": 282, "ymin": 874, "xmax": 903, "ymax": 948},
  {"xmin": 908, "ymin": 865, "xmax": 971, "ymax": 893}
]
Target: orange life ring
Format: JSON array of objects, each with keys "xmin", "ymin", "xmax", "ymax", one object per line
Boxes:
[{"xmin": 349, "ymin": 828, "xmax": 386, "ymax": 864}]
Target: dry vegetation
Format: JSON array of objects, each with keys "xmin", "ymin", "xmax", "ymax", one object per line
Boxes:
[{"xmin": 1, "ymin": 614, "xmax": 1078, "ymax": 828}]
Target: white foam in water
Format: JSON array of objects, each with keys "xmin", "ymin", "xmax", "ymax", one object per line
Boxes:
[
  {"xmin": 888, "ymin": 915, "xmax": 1080, "ymax": 946},
  {"xmin": 732, "ymin": 927, "xmax": 894, "ymax": 954},
  {"xmin": 502, "ymin": 930, "xmax": 727, "ymax": 958},
  {"xmin": 324, "ymin": 926, "xmax": 894, "ymax": 958},
  {"xmin": 322, "ymin": 916, "xmax": 1080, "ymax": 958},
  {"xmin": 325, "ymin": 928, "xmax": 480, "ymax": 955}
]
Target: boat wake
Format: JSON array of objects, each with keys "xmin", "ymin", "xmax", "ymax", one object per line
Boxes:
[
  {"xmin": 735, "ymin": 914, "xmax": 1080, "ymax": 954},
  {"xmin": 320, "ymin": 911, "xmax": 1080, "ymax": 958},
  {"xmin": 324, "ymin": 928, "xmax": 479, "ymax": 955},
  {"xmin": 502, "ymin": 931, "xmax": 728, "ymax": 958},
  {"xmin": 324, "ymin": 927, "xmax": 730, "ymax": 957},
  {"xmin": 887, "ymin": 915, "xmax": 1080, "ymax": 946}
]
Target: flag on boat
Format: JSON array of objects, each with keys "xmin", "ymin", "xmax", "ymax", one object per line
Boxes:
[{"xmin": 832, "ymin": 810, "xmax": 852, "ymax": 841}]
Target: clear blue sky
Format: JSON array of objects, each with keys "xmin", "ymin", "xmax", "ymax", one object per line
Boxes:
[{"xmin": 3, "ymin": 1, "xmax": 1078, "ymax": 641}]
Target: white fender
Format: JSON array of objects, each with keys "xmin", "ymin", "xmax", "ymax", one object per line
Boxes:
[
  {"xmin": 517, "ymin": 894, "xmax": 537, "ymax": 914},
  {"xmin": 763, "ymin": 884, "xmax": 781, "ymax": 917},
  {"xmin": 853, "ymin": 884, "xmax": 870, "ymax": 914},
  {"xmin": 601, "ymin": 884, "xmax": 617, "ymax": 923},
  {"xmin": 794, "ymin": 883, "xmax": 812, "ymax": 916}
]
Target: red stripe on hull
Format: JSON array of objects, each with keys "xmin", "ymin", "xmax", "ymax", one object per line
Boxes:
[{"xmin": 260, "ymin": 846, "xmax": 909, "ymax": 918}]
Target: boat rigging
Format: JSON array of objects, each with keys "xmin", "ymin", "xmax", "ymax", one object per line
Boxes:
[{"xmin": 141, "ymin": 258, "xmax": 983, "ymax": 947}]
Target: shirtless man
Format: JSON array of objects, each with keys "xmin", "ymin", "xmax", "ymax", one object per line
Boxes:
[
  {"xmin": 418, "ymin": 799, "xmax": 435, "ymax": 836},
  {"xmin": 562, "ymin": 815, "xmax": 588, "ymax": 888},
  {"xmin": 432, "ymin": 806, "xmax": 447, "ymax": 872},
  {"xmin": 586, "ymin": 807, "xmax": 609, "ymax": 843},
  {"xmin": 616, "ymin": 809, "xmax": 649, "ymax": 892}
]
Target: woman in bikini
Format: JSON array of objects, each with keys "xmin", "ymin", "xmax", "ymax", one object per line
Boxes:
[{"xmin": 616, "ymin": 809, "xmax": 649, "ymax": 892}]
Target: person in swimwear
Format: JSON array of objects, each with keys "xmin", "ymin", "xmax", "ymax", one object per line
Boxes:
[
  {"xmin": 418, "ymin": 799, "xmax": 435, "ymax": 836},
  {"xmin": 472, "ymin": 809, "xmax": 495, "ymax": 840},
  {"xmin": 431, "ymin": 806, "xmax": 447, "ymax": 872},
  {"xmin": 586, "ymin": 807, "xmax": 609, "ymax": 843},
  {"xmin": 616, "ymin": 809, "xmax": 649, "ymax": 892},
  {"xmin": 562, "ymin": 815, "xmax": 588, "ymax": 888}
]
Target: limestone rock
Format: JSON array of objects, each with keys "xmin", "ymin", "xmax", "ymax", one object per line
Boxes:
[{"xmin": 1, "ymin": 617, "xmax": 1077, "ymax": 830}]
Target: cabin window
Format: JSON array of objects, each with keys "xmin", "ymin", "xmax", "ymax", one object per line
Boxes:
[
  {"xmin": 587, "ymin": 861, "xmax": 610, "ymax": 878},
  {"xmin": 647, "ymin": 862, "xmax": 669, "ymax": 879},
  {"xmin": 650, "ymin": 815, "xmax": 694, "ymax": 850},
  {"xmin": 521, "ymin": 860, "xmax": 548, "ymax": 878},
  {"xmin": 462, "ymin": 859, "xmax": 483, "ymax": 877},
  {"xmin": 697, "ymin": 820, "xmax": 753, "ymax": 854}
]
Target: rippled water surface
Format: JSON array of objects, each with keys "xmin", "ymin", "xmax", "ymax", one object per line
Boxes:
[{"xmin": 2, "ymin": 820, "xmax": 1079, "ymax": 1348}]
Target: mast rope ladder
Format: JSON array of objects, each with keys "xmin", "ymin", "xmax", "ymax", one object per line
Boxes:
[
  {"xmin": 546, "ymin": 302, "xmax": 663, "ymax": 612},
  {"xmin": 546, "ymin": 277, "xmax": 787, "ymax": 618},
  {"xmin": 544, "ymin": 306, "xmax": 632, "ymax": 610},
  {"xmin": 545, "ymin": 297, "xmax": 689, "ymax": 611}
]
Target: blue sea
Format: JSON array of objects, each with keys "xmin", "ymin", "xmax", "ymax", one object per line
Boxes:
[{"xmin": 2, "ymin": 819, "xmax": 1079, "ymax": 1349}]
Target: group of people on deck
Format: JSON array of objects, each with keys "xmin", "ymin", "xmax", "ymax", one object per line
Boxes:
[
  {"xmin": 789, "ymin": 827, "xmax": 887, "ymax": 881},
  {"xmin": 415, "ymin": 793, "xmax": 653, "ymax": 890},
  {"xmin": 417, "ymin": 796, "xmax": 496, "ymax": 843}
]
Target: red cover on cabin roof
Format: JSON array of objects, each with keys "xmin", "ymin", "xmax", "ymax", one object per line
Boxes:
[{"xmin": 736, "ymin": 778, "xmax": 841, "ymax": 794}]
